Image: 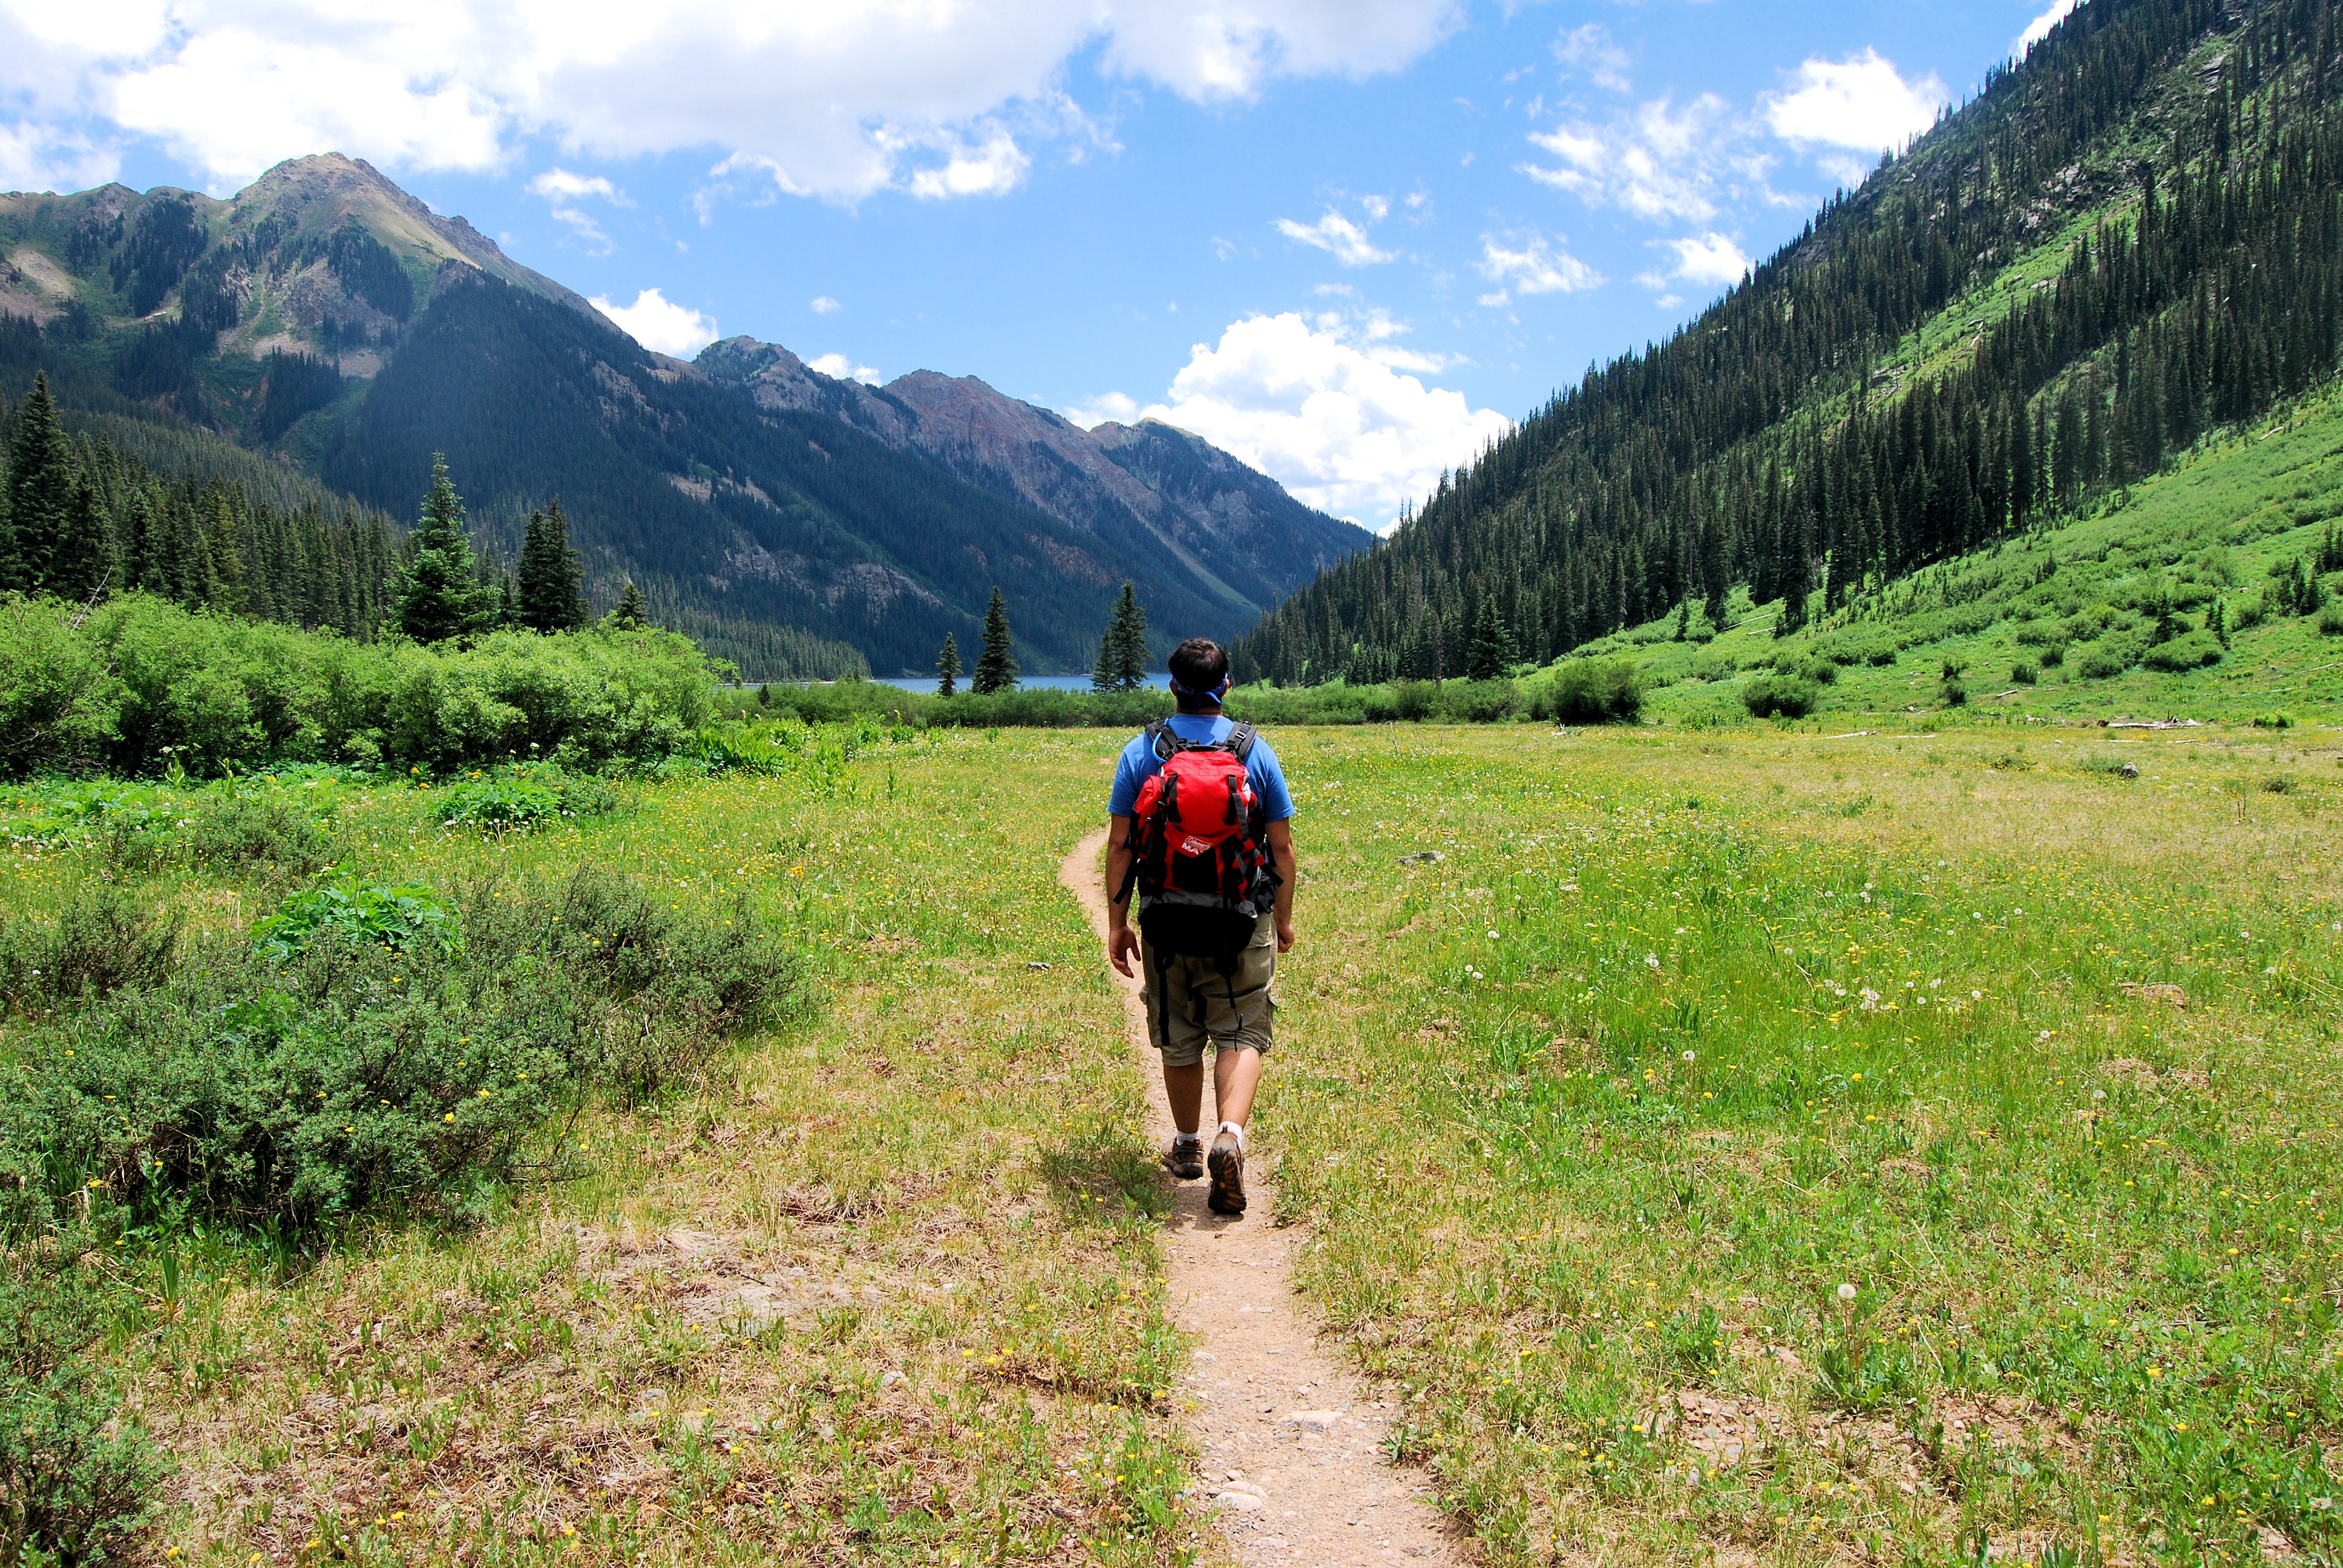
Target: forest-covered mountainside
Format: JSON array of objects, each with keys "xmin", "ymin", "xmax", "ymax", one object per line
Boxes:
[
  {"xmin": 1235, "ymin": 0, "xmax": 2343, "ymax": 688},
  {"xmin": 0, "ymin": 155, "xmax": 1363, "ymax": 677}
]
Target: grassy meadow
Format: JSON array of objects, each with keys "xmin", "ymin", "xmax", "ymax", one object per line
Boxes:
[
  {"xmin": 1263, "ymin": 722, "xmax": 2343, "ymax": 1566},
  {"xmin": 0, "ymin": 734, "xmax": 1212, "ymax": 1568},
  {"xmin": 4, "ymin": 715, "xmax": 2340, "ymax": 1567}
]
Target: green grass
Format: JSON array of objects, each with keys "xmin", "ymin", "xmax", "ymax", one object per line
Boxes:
[
  {"xmin": 13, "ymin": 719, "xmax": 2343, "ymax": 1566},
  {"xmin": 1263, "ymin": 722, "xmax": 2343, "ymax": 1566}
]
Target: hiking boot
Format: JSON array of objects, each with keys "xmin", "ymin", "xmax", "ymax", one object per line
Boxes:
[
  {"xmin": 1207, "ymin": 1129, "xmax": 1246, "ymax": 1215},
  {"xmin": 1162, "ymin": 1137, "xmax": 1205, "ymax": 1180}
]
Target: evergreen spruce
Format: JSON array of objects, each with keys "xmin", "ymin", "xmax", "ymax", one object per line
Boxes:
[
  {"xmin": 516, "ymin": 499, "xmax": 589, "ymax": 632},
  {"xmin": 51, "ymin": 475, "xmax": 114, "ymax": 604},
  {"xmin": 971, "ymin": 587, "xmax": 1018, "ymax": 694},
  {"xmin": 1091, "ymin": 582, "xmax": 1149, "ymax": 691},
  {"xmin": 1466, "ymin": 598, "xmax": 1515, "ymax": 680},
  {"xmin": 605, "ymin": 580, "xmax": 650, "ymax": 629},
  {"xmin": 394, "ymin": 456, "xmax": 487, "ymax": 642},
  {"xmin": 936, "ymin": 632, "xmax": 962, "ymax": 697},
  {"xmin": 2, "ymin": 373, "xmax": 73, "ymax": 593}
]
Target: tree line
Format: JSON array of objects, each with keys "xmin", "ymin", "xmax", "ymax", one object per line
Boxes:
[{"xmin": 1236, "ymin": 0, "xmax": 2343, "ymax": 684}]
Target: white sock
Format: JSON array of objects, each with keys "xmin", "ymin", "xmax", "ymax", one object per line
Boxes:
[
  {"xmin": 1173, "ymin": 1132, "xmax": 1202, "ymax": 1148},
  {"xmin": 1219, "ymin": 1120, "xmax": 1246, "ymax": 1150}
]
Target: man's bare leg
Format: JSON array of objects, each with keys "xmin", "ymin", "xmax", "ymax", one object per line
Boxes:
[{"xmin": 1162, "ymin": 1047, "xmax": 1263, "ymax": 1137}]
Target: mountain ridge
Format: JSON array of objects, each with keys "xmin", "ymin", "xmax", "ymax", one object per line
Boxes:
[{"xmin": 1, "ymin": 153, "xmax": 1367, "ymax": 676}]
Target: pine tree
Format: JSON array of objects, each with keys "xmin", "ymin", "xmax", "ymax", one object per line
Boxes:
[
  {"xmin": 50, "ymin": 475, "xmax": 114, "ymax": 605},
  {"xmin": 605, "ymin": 580, "xmax": 649, "ymax": 629},
  {"xmin": 516, "ymin": 499, "xmax": 589, "ymax": 632},
  {"xmin": 1466, "ymin": 597, "xmax": 1515, "ymax": 679},
  {"xmin": 3, "ymin": 373, "xmax": 74, "ymax": 593},
  {"xmin": 972, "ymin": 587, "xmax": 1018, "ymax": 694},
  {"xmin": 394, "ymin": 455, "xmax": 487, "ymax": 642},
  {"xmin": 936, "ymin": 632, "xmax": 962, "ymax": 697},
  {"xmin": 1092, "ymin": 581, "xmax": 1149, "ymax": 691}
]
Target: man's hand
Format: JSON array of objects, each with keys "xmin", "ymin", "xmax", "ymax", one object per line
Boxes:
[
  {"xmin": 1109, "ymin": 922, "xmax": 1142, "ymax": 978},
  {"xmin": 1274, "ymin": 914, "xmax": 1296, "ymax": 954}
]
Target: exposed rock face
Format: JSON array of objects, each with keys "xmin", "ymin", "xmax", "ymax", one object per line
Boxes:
[{"xmin": 696, "ymin": 338, "xmax": 1369, "ymax": 619}]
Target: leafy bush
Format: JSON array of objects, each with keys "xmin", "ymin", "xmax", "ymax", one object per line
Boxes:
[
  {"xmin": 1798, "ymin": 659, "xmax": 1840, "ymax": 685},
  {"xmin": 0, "ymin": 593, "xmax": 726, "ymax": 780},
  {"xmin": 0, "ymin": 1258, "xmax": 170, "ymax": 1565},
  {"xmin": 0, "ymin": 868, "xmax": 796, "ymax": 1233},
  {"xmin": 2318, "ymin": 602, "xmax": 2343, "ymax": 636},
  {"xmin": 253, "ymin": 881, "xmax": 457, "ymax": 962},
  {"xmin": 2141, "ymin": 633, "xmax": 2223, "ymax": 672},
  {"xmin": 1540, "ymin": 659, "xmax": 1645, "ymax": 724},
  {"xmin": 1742, "ymin": 676, "xmax": 1818, "ymax": 719},
  {"xmin": 1864, "ymin": 645, "xmax": 1898, "ymax": 667},
  {"xmin": 2040, "ymin": 642, "xmax": 2066, "ymax": 668},
  {"xmin": 2011, "ymin": 661, "xmax": 2039, "ymax": 685},
  {"xmin": 2076, "ymin": 646, "xmax": 2132, "ymax": 679},
  {"xmin": 435, "ymin": 777, "xmax": 561, "ymax": 834},
  {"xmin": 183, "ymin": 789, "xmax": 336, "ymax": 872},
  {"xmin": 0, "ymin": 886, "xmax": 185, "ymax": 1016}
]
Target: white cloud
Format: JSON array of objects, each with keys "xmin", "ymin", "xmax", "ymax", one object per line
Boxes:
[
  {"xmin": 2017, "ymin": 0, "xmax": 2079, "ymax": 54},
  {"xmin": 527, "ymin": 166, "xmax": 628, "ymax": 247},
  {"xmin": 1476, "ymin": 231, "xmax": 1602, "ymax": 307},
  {"xmin": 0, "ymin": 0, "xmax": 1466, "ymax": 199},
  {"xmin": 1522, "ymin": 94, "xmax": 1753, "ymax": 223},
  {"xmin": 1066, "ymin": 390, "xmax": 1142, "ymax": 427},
  {"xmin": 1553, "ymin": 24, "xmax": 1630, "ymax": 94},
  {"xmin": 1273, "ymin": 209, "xmax": 1394, "ymax": 266},
  {"xmin": 1070, "ymin": 310, "xmax": 1511, "ymax": 529},
  {"xmin": 810, "ymin": 295, "xmax": 842, "ymax": 315},
  {"xmin": 1662, "ymin": 232, "xmax": 1749, "ymax": 287},
  {"xmin": 591, "ymin": 287, "xmax": 719, "ymax": 357},
  {"xmin": 1763, "ymin": 50, "xmax": 1946, "ymax": 154},
  {"xmin": 809, "ymin": 352, "xmax": 882, "ymax": 384}
]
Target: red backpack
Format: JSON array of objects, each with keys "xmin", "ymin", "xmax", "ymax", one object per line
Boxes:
[{"xmin": 1121, "ymin": 720, "xmax": 1279, "ymax": 961}]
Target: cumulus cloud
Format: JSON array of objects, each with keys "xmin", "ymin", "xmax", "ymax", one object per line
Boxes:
[
  {"xmin": 1273, "ymin": 206, "xmax": 1394, "ymax": 266},
  {"xmin": 1661, "ymin": 232, "xmax": 1750, "ymax": 287},
  {"xmin": 2017, "ymin": 0, "xmax": 2079, "ymax": 54},
  {"xmin": 1476, "ymin": 231, "xmax": 1602, "ymax": 307},
  {"xmin": 809, "ymin": 352, "xmax": 882, "ymax": 384},
  {"xmin": 1069, "ymin": 310, "xmax": 1510, "ymax": 529},
  {"xmin": 528, "ymin": 167, "xmax": 628, "ymax": 248},
  {"xmin": 1522, "ymin": 94, "xmax": 1752, "ymax": 223},
  {"xmin": 591, "ymin": 287, "xmax": 719, "ymax": 357},
  {"xmin": 1763, "ymin": 50, "xmax": 1946, "ymax": 154},
  {"xmin": 810, "ymin": 296, "xmax": 842, "ymax": 315},
  {"xmin": 0, "ymin": 0, "xmax": 1466, "ymax": 198}
]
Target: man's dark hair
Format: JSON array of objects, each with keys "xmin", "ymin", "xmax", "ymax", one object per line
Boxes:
[{"xmin": 1168, "ymin": 638, "xmax": 1230, "ymax": 709}]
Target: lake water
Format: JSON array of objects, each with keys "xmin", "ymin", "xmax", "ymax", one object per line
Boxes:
[{"xmin": 872, "ymin": 673, "xmax": 1166, "ymax": 696}]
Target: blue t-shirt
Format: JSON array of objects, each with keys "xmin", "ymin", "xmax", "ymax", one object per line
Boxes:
[{"xmin": 1108, "ymin": 714, "xmax": 1295, "ymax": 822}]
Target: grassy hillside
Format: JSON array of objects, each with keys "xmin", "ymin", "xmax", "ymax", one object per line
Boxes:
[{"xmin": 1585, "ymin": 381, "xmax": 2343, "ymax": 727}]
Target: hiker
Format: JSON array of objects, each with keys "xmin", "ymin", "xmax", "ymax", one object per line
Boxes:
[{"xmin": 1103, "ymin": 637, "xmax": 1296, "ymax": 1216}]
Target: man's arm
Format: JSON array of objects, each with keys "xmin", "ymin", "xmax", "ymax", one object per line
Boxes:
[
  {"xmin": 1267, "ymin": 818, "xmax": 1296, "ymax": 953},
  {"xmin": 1104, "ymin": 814, "xmax": 1142, "ymax": 977}
]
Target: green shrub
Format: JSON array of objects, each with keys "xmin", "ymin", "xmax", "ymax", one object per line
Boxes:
[
  {"xmin": 1541, "ymin": 659, "xmax": 1644, "ymax": 724},
  {"xmin": 2040, "ymin": 643, "xmax": 2066, "ymax": 668},
  {"xmin": 1940, "ymin": 679, "xmax": 1968, "ymax": 706},
  {"xmin": 1798, "ymin": 659, "xmax": 1840, "ymax": 685},
  {"xmin": 2318, "ymin": 602, "xmax": 2343, "ymax": 636},
  {"xmin": 2077, "ymin": 647, "xmax": 2131, "ymax": 680},
  {"xmin": 1742, "ymin": 676, "xmax": 1818, "ymax": 719},
  {"xmin": 2011, "ymin": 661, "xmax": 2039, "ymax": 685},
  {"xmin": 0, "ymin": 595, "xmax": 119, "ymax": 780},
  {"xmin": 0, "ymin": 868, "xmax": 796, "ymax": 1233},
  {"xmin": 253, "ymin": 881, "xmax": 458, "ymax": 962},
  {"xmin": 0, "ymin": 886, "xmax": 185, "ymax": 1016},
  {"xmin": 0, "ymin": 1258, "xmax": 170, "ymax": 1564},
  {"xmin": 183, "ymin": 789, "xmax": 336, "ymax": 872},
  {"xmin": 434, "ymin": 777, "xmax": 562, "ymax": 834},
  {"xmin": 1864, "ymin": 645, "xmax": 1898, "ymax": 667},
  {"xmin": 2141, "ymin": 633, "xmax": 2223, "ymax": 672}
]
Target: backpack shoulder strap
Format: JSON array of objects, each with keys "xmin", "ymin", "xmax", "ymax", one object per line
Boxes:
[
  {"xmin": 1224, "ymin": 722, "xmax": 1259, "ymax": 762},
  {"xmin": 1144, "ymin": 718, "xmax": 1176, "ymax": 761}
]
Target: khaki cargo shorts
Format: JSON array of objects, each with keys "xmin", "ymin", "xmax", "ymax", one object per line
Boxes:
[{"xmin": 1137, "ymin": 912, "xmax": 1277, "ymax": 1068}]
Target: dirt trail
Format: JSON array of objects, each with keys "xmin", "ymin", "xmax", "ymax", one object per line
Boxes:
[{"xmin": 1060, "ymin": 832, "xmax": 1464, "ymax": 1567}]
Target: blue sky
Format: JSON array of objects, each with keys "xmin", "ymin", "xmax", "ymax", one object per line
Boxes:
[{"xmin": 2, "ymin": 0, "xmax": 2076, "ymax": 528}]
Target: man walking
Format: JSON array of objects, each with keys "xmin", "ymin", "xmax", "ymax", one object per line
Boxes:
[{"xmin": 1104, "ymin": 637, "xmax": 1296, "ymax": 1216}]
